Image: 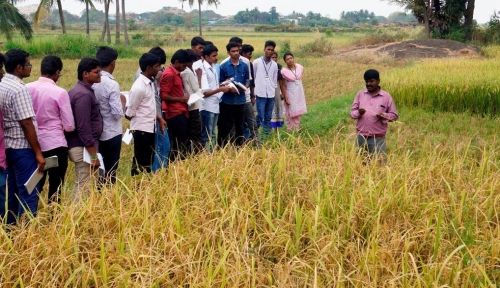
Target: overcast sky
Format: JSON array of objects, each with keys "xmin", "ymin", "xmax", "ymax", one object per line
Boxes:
[{"xmin": 18, "ymin": 0, "xmax": 499, "ymax": 23}]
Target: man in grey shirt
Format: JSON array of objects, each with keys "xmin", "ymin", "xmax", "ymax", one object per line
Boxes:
[{"xmin": 94, "ymin": 46, "xmax": 125, "ymax": 186}]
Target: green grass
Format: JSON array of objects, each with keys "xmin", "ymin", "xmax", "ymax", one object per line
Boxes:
[{"xmin": 5, "ymin": 35, "xmax": 140, "ymax": 59}]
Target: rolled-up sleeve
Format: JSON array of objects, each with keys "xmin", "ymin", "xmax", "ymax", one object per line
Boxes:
[
  {"xmin": 384, "ymin": 95, "xmax": 399, "ymax": 121},
  {"xmin": 109, "ymin": 82, "xmax": 124, "ymax": 120},
  {"xmin": 126, "ymin": 84, "xmax": 143, "ymax": 118},
  {"xmin": 74, "ymin": 94, "xmax": 95, "ymax": 147},
  {"xmin": 58, "ymin": 90, "xmax": 75, "ymax": 132},
  {"xmin": 160, "ymin": 73, "xmax": 174, "ymax": 101},
  {"xmin": 350, "ymin": 92, "xmax": 361, "ymax": 119}
]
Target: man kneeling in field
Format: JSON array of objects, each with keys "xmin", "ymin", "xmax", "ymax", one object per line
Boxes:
[{"xmin": 350, "ymin": 69, "xmax": 398, "ymax": 161}]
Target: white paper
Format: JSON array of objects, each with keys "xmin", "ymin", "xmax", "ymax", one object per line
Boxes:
[
  {"xmin": 24, "ymin": 170, "xmax": 44, "ymax": 195},
  {"xmin": 188, "ymin": 91, "xmax": 204, "ymax": 106},
  {"xmin": 83, "ymin": 148, "xmax": 105, "ymax": 171},
  {"xmin": 225, "ymin": 82, "xmax": 239, "ymax": 94},
  {"xmin": 233, "ymin": 81, "xmax": 248, "ymax": 92},
  {"xmin": 23, "ymin": 156, "xmax": 60, "ymax": 194},
  {"xmin": 122, "ymin": 128, "xmax": 133, "ymax": 145}
]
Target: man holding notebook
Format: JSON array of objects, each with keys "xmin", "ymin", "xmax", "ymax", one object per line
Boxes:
[{"xmin": 0, "ymin": 49, "xmax": 45, "ymax": 224}]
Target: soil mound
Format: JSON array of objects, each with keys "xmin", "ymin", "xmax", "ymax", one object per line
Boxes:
[{"xmin": 339, "ymin": 39, "xmax": 481, "ymax": 60}]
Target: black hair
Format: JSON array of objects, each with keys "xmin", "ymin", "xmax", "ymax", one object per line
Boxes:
[
  {"xmin": 0, "ymin": 53, "xmax": 5, "ymax": 66},
  {"xmin": 139, "ymin": 53, "xmax": 161, "ymax": 72},
  {"xmin": 148, "ymin": 46, "xmax": 167, "ymax": 65},
  {"xmin": 204, "ymin": 41, "xmax": 214, "ymax": 46},
  {"xmin": 229, "ymin": 36, "xmax": 243, "ymax": 45},
  {"xmin": 364, "ymin": 69, "xmax": 380, "ymax": 81},
  {"xmin": 186, "ymin": 49, "xmax": 198, "ymax": 63},
  {"xmin": 77, "ymin": 57, "xmax": 100, "ymax": 81},
  {"xmin": 226, "ymin": 42, "xmax": 240, "ymax": 52},
  {"xmin": 202, "ymin": 44, "xmax": 218, "ymax": 57},
  {"xmin": 5, "ymin": 49, "xmax": 30, "ymax": 73},
  {"xmin": 191, "ymin": 36, "xmax": 206, "ymax": 47},
  {"xmin": 96, "ymin": 46, "xmax": 118, "ymax": 67},
  {"xmin": 41, "ymin": 55, "xmax": 63, "ymax": 76},
  {"xmin": 264, "ymin": 40, "xmax": 276, "ymax": 49},
  {"xmin": 283, "ymin": 52, "xmax": 294, "ymax": 61},
  {"xmin": 241, "ymin": 44, "xmax": 254, "ymax": 55},
  {"xmin": 170, "ymin": 49, "xmax": 191, "ymax": 64}
]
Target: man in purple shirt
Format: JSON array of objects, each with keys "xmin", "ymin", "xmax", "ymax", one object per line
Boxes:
[
  {"xmin": 0, "ymin": 49, "xmax": 46, "ymax": 224},
  {"xmin": 27, "ymin": 56, "xmax": 75, "ymax": 203},
  {"xmin": 351, "ymin": 69, "xmax": 398, "ymax": 158},
  {"xmin": 65, "ymin": 58, "xmax": 103, "ymax": 201}
]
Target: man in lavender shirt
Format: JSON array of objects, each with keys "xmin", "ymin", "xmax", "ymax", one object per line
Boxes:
[
  {"xmin": 351, "ymin": 69, "xmax": 399, "ymax": 158},
  {"xmin": 65, "ymin": 58, "xmax": 103, "ymax": 201},
  {"xmin": 94, "ymin": 47, "xmax": 125, "ymax": 186},
  {"xmin": 27, "ymin": 56, "xmax": 75, "ymax": 203}
]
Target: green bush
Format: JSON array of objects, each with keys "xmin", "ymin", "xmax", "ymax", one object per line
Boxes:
[
  {"xmin": 298, "ymin": 37, "xmax": 334, "ymax": 56},
  {"xmin": 324, "ymin": 29, "xmax": 333, "ymax": 38},
  {"xmin": 280, "ymin": 40, "xmax": 291, "ymax": 54},
  {"xmin": 5, "ymin": 35, "xmax": 140, "ymax": 59}
]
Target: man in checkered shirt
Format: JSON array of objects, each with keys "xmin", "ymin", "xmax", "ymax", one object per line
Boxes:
[{"xmin": 0, "ymin": 49, "xmax": 46, "ymax": 225}]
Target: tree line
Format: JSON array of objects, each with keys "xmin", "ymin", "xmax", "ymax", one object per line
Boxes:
[{"xmin": 0, "ymin": 0, "xmax": 218, "ymax": 41}]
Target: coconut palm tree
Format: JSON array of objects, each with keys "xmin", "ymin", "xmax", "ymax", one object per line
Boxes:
[
  {"xmin": 80, "ymin": 0, "xmax": 101, "ymax": 37},
  {"xmin": 34, "ymin": 0, "xmax": 66, "ymax": 34},
  {"xmin": 181, "ymin": 0, "xmax": 220, "ymax": 36},
  {"xmin": 0, "ymin": 0, "xmax": 33, "ymax": 40},
  {"xmin": 100, "ymin": 0, "xmax": 111, "ymax": 43},
  {"xmin": 114, "ymin": 0, "xmax": 119, "ymax": 44},
  {"xmin": 121, "ymin": 0, "xmax": 129, "ymax": 45}
]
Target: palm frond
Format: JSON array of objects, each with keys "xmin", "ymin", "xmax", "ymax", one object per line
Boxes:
[{"xmin": 0, "ymin": 0, "xmax": 33, "ymax": 40}]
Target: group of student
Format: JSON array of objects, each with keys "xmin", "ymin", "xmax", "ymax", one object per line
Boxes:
[{"xmin": 0, "ymin": 36, "xmax": 310, "ymax": 224}]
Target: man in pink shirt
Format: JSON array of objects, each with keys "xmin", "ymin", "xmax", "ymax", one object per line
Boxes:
[
  {"xmin": 351, "ymin": 69, "xmax": 398, "ymax": 158},
  {"xmin": 27, "ymin": 56, "xmax": 75, "ymax": 203}
]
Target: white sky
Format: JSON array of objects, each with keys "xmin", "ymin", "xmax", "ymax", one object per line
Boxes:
[{"xmin": 18, "ymin": 0, "xmax": 499, "ymax": 23}]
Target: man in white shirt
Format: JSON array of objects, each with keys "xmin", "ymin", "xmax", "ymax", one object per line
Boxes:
[
  {"xmin": 193, "ymin": 45, "xmax": 231, "ymax": 150},
  {"xmin": 253, "ymin": 40, "xmax": 278, "ymax": 138},
  {"xmin": 125, "ymin": 53, "xmax": 161, "ymax": 175}
]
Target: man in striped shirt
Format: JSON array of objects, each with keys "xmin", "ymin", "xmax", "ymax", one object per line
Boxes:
[{"xmin": 0, "ymin": 49, "xmax": 45, "ymax": 224}]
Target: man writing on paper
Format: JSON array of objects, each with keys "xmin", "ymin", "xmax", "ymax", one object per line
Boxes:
[
  {"xmin": 126, "ymin": 53, "xmax": 162, "ymax": 175},
  {"xmin": 66, "ymin": 58, "xmax": 103, "ymax": 201},
  {"xmin": 160, "ymin": 49, "xmax": 190, "ymax": 161},
  {"xmin": 0, "ymin": 49, "xmax": 45, "ymax": 224}
]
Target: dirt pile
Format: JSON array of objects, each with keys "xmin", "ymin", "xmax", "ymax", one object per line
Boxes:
[{"xmin": 339, "ymin": 39, "xmax": 481, "ymax": 60}]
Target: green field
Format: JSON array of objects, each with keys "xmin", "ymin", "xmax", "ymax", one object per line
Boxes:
[{"xmin": 0, "ymin": 29, "xmax": 498, "ymax": 286}]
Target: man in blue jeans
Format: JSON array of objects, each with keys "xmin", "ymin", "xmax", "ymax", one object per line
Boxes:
[
  {"xmin": 0, "ymin": 49, "xmax": 46, "ymax": 224},
  {"xmin": 193, "ymin": 44, "xmax": 231, "ymax": 150},
  {"xmin": 253, "ymin": 40, "xmax": 278, "ymax": 140}
]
